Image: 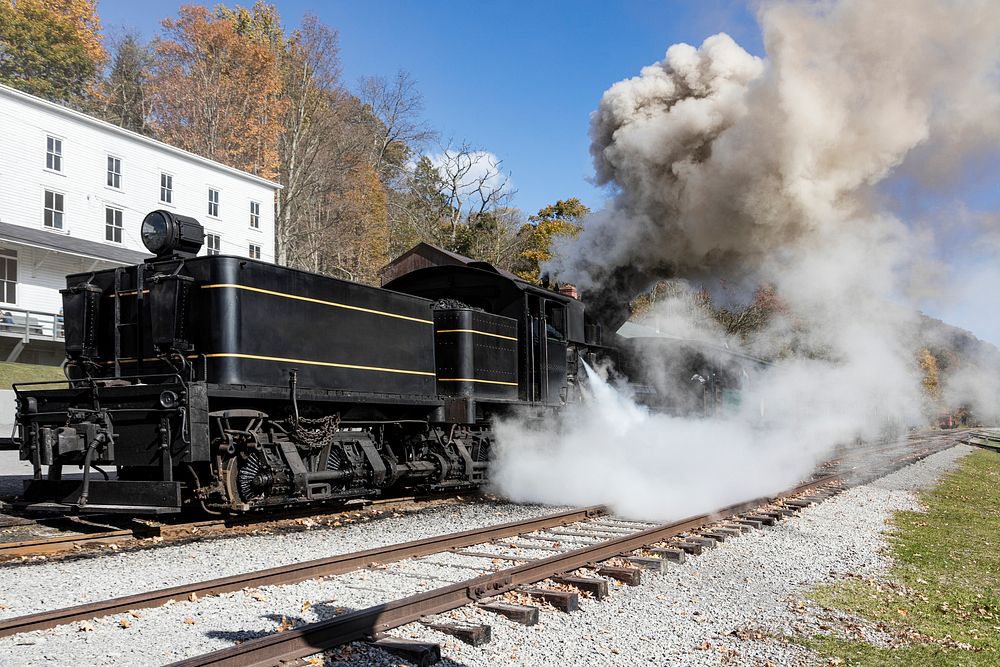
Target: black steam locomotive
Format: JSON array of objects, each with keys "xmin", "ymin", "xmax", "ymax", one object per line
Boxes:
[{"xmin": 14, "ymin": 211, "xmax": 610, "ymax": 514}]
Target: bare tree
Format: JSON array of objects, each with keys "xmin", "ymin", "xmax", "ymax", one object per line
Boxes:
[
  {"xmin": 275, "ymin": 14, "xmax": 344, "ymax": 266},
  {"xmin": 433, "ymin": 141, "xmax": 515, "ymax": 246},
  {"xmin": 357, "ymin": 70, "xmax": 436, "ymax": 179}
]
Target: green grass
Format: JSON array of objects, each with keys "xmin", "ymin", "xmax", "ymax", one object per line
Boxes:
[
  {"xmin": 802, "ymin": 449, "xmax": 1000, "ymax": 666},
  {"xmin": 0, "ymin": 360, "xmax": 64, "ymax": 389}
]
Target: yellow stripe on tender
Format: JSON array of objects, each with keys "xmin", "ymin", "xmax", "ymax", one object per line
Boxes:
[
  {"xmin": 437, "ymin": 378, "xmax": 519, "ymax": 387},
  {"xmin": 201, "ymin": 283, "xmax": 433, "ymax": 324},
  {"xmin": 106, "ymin": 353, "xmax": 435, "ymax": 377},
  {"xmin": 436, "ymin": 328, "xmax": 517, "ymax": 342},
  {"xmin": 203, "ymin": 352, "xmax": 436, "ymax": 377}
]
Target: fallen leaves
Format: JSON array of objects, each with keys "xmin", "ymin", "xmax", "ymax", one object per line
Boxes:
[
  {"xmin": 118, "ymin": 619, "xmax": 131, "ymax": 629},
  {"xmin": 276, "ymin": 616, "xmax": 294, "ymax": 632},
  {"xmin": 183, "ymin": 618, "xmax": 196, "ymax": 625}
]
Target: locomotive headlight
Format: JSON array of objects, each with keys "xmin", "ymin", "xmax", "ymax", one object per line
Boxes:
[
  {"xmin": 159, "ymin": 390, "xmax": 179, "ymax": 409},
  {"xmin": 141, "ymin": 210, "xmax": 205, "ymax": 259}
]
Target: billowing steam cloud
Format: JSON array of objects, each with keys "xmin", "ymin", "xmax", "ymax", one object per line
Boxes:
[
  {"xmin": 554, "ymin": 0, "xmax": 1000, "ymax": 300},
  {"xmin": 491, "ymin": 0, "xmax": 1000, "ymax": 520}
]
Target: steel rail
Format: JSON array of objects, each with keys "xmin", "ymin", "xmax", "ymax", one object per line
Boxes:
[
  {"xmin": 0, "ymin": 435, "xmax": 958, "ymax": 649},
  {"xmin": 169, "ymin": 439, "xmax": 962, "ymax": 667},
  {"xmin": 0, "ymin": 528, "xmax": 140, "ymax": 557},
  {"xmin": 0, "ymin": 494, "xmax": 459, "ymax": 559},
  {"xmin": 168, "ymin": 476, "xmax": 840, "ymax": 667},
  {"xmin": 0, "ymin": 505, "xmax": 602, "ymax": 638}
]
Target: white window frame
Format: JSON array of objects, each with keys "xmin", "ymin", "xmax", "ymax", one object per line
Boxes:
[
  {"xmin": 105, "ymin": 206, "xmax": 123, "ymax": 243},
  {"xmin": 43, "ymin": 189, "xmax": 65, "ymax": 230},
  {"xmin": 45, "ymin": 135, "xmax": 63, "ymax": 173},
  {"xmin": 207, "ymin": 187, "xmax": 220, "ymax": 218},
  {"xmin": 106, "ymin": 155, "xmax": 122, "ymax": 190},
  {"xmin": 205, "ymin": 233, "xmax": 221, "ymax": 255},
  {"xmin": 0, "ymin": 248, "xmax": 17, "ymax": 306},
  {"xmin": 160, "ymin": 172, "xmax": 174, "ymax": 205},
  {"xmin": 248, "ymin": 243, "xmax": 261, "ymax": 260},
  {"xmin": 249, "ymin": 200, "xmax": 261, "ymax": 229}
]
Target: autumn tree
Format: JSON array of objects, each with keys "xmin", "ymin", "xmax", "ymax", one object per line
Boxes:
[
  {"xmin": 712, "ymin": 285, "xmax": 783, "ymax": 340},
  {"xmin": 149, "ymin": 5, "xmax": 285, "ymax": 179},
  {"xmin": 98, "ymin": 31, "xmax": 153, "ymax": 134},
  {"xmin": 918, "ymin": 347, "xmax": 941, "ymax": 400},
  {"xmin": 455, "ymin": 208, "xmax": 529, "ymax": 271},
  {"xmin": 47, "ymin": 0, "xmax": 103, "ymax": 64},
  {"xmin": 514, "ymin": 198, "xmax": 587, "ymax": 283},
  {"xmin": 0, "ymin": 0, "xmax": 104, "ymax": 103}
]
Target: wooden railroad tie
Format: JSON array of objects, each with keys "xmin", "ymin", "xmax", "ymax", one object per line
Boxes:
[
  {"xmin": 479, "ymin": 601, "xmax": 539, "ymax": 625},
  {"xmin": 369, "ymin": 638, "xmax": 441, "ymax": 667},
  {"xmin": 597, "ymin": 565, "xmax": 642, "ymax": 586},
  {"xmin": 521, "ymin": 587, "xmax": 579, "ymax": 612},
  {"xmin": 552, "ymin": 575, "xmax": 609, "ymax": 600},
  {"xmin": 423, "ymin": 621, "xmax": 492, "ymax": 646}
]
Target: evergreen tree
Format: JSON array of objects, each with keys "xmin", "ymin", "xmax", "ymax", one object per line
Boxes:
[{"xmin": 99, "ymin": 32, "xmax": 152, "ymax": 134}]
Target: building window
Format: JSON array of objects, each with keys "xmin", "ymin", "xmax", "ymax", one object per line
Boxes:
[
  {"xmin": 105, "ymin": 207, "xmax": 123, "ymax": 243},
  {"xmin": 46, "ymin": 136, "xmax": 62, "ymax": 172},
  {"xmin": 107, "ymin": 156, "xmax": 122, "ymax": 189},
  {"xmin": 206, "ymin": 234, "xmax": 221, "ymax": 255},
  {"xmin": 249, "ymin": 200, "xmax": 260, "ymax": 229},
  {"xmin": 44, "ymin": 190, "xmax": 64, "ymax": 229},
  {"xmin": 160, "ymin": 173, "xmax": 173, "ymax": 203},
  {"xmin": 207, "ymin": 188, "xmax": 219, "ymax": 217},
  {"xmin": 248, "ymin": 243, "xmax": 261, "ymax": 260},
  {"xmin": 0, "ymin": 249, "xmax": 16, "ymax": 304}
]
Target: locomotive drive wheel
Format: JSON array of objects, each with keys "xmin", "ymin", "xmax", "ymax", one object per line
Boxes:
[{"xmin": 223, "ymin": 451, "xmax": 275, "ymax": 506}]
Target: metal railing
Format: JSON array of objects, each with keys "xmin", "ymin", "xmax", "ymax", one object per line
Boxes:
[{"xmin": 0, "ymin": 306, "xmax": 63, "ymax": 343}]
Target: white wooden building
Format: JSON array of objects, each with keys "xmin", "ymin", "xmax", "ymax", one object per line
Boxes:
[{"xmin": 0, "ymin": 83, "xmax": 280, "ymax": 364}]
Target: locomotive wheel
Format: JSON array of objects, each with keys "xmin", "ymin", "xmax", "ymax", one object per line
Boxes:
[{"xmin": 223, "ymin": 452, "xmax": 274, "ymax": 504}]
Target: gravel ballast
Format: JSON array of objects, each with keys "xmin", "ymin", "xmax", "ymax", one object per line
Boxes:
[{"xmin": 0, "ymin": 445, "xmax": 970, "ymax": 666}]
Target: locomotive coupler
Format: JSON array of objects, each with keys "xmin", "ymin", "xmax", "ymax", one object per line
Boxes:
[{"xmin": 37, "ymin": 409, "xmax": 117, "ymax": 466}]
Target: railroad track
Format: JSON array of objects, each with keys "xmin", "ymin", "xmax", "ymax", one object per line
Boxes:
[
  {"xmin": 0, "ymin": 435, "xmax": 957, "ymax": 666},
  {"xmin": 0, "ymin": 493, "xmax": 463, "ymax": 560},
  {"xmin": 957, "ymin": 428, "xmax": 1000, "ymax": 452},
  {"xmin": 0, "ymin": 430, "xmax": 959, "ymax": 561}
]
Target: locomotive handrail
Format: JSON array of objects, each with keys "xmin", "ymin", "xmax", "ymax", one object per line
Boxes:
[{"xmin": 12, "ymin": 371, "xmax": 187, "ymax": 394}]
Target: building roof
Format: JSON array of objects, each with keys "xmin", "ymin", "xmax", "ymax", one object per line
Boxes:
[
  {"xmin": 0, "ymin": 221, "xmax": 149, "ymax": 265},
  {"xmin": 380, "ymin": 241, "xmax": 522, "ymax": 285},
  {"xmin": 0, "ymin": 83, "xmax": 282, "ymax": 190}
]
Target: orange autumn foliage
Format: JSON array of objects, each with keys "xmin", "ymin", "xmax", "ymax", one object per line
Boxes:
[{"xmin": 149, "ymin": 5, "xmax": 285, "ymax": 180}]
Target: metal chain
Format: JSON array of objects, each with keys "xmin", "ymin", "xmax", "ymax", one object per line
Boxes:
[{"xmin": 285, "ymin": 414, "xmax": 341, "ymax": 449}]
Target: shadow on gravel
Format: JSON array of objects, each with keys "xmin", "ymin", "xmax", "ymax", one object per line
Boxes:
[{"xmin": 206, "ymin": 602, "xmax": 474, "ymax": 666}]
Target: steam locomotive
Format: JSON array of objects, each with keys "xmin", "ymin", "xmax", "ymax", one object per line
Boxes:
[{"xmin": 14, "ymin": 211, "xmax": 612, "ymax": 514}]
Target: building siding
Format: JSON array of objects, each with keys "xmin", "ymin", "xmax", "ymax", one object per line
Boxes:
[{"xmin": 0, "ymin": 84, "xmax": 280, "ymax": 327}]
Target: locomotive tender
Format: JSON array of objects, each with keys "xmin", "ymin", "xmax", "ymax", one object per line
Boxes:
[{"xmin": 14, "ymin": 210, "xmax": 608, "ymax": 514}]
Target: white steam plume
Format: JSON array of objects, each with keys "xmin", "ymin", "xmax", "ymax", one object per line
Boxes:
[{"xmin": 491, "ymin": 0, "xmax": 1000, "ymax": 519}]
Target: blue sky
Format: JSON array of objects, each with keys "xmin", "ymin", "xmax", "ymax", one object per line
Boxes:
[{"xmin": 96, "ymin": 1, "xmax": 1000, "ymax": 345}]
